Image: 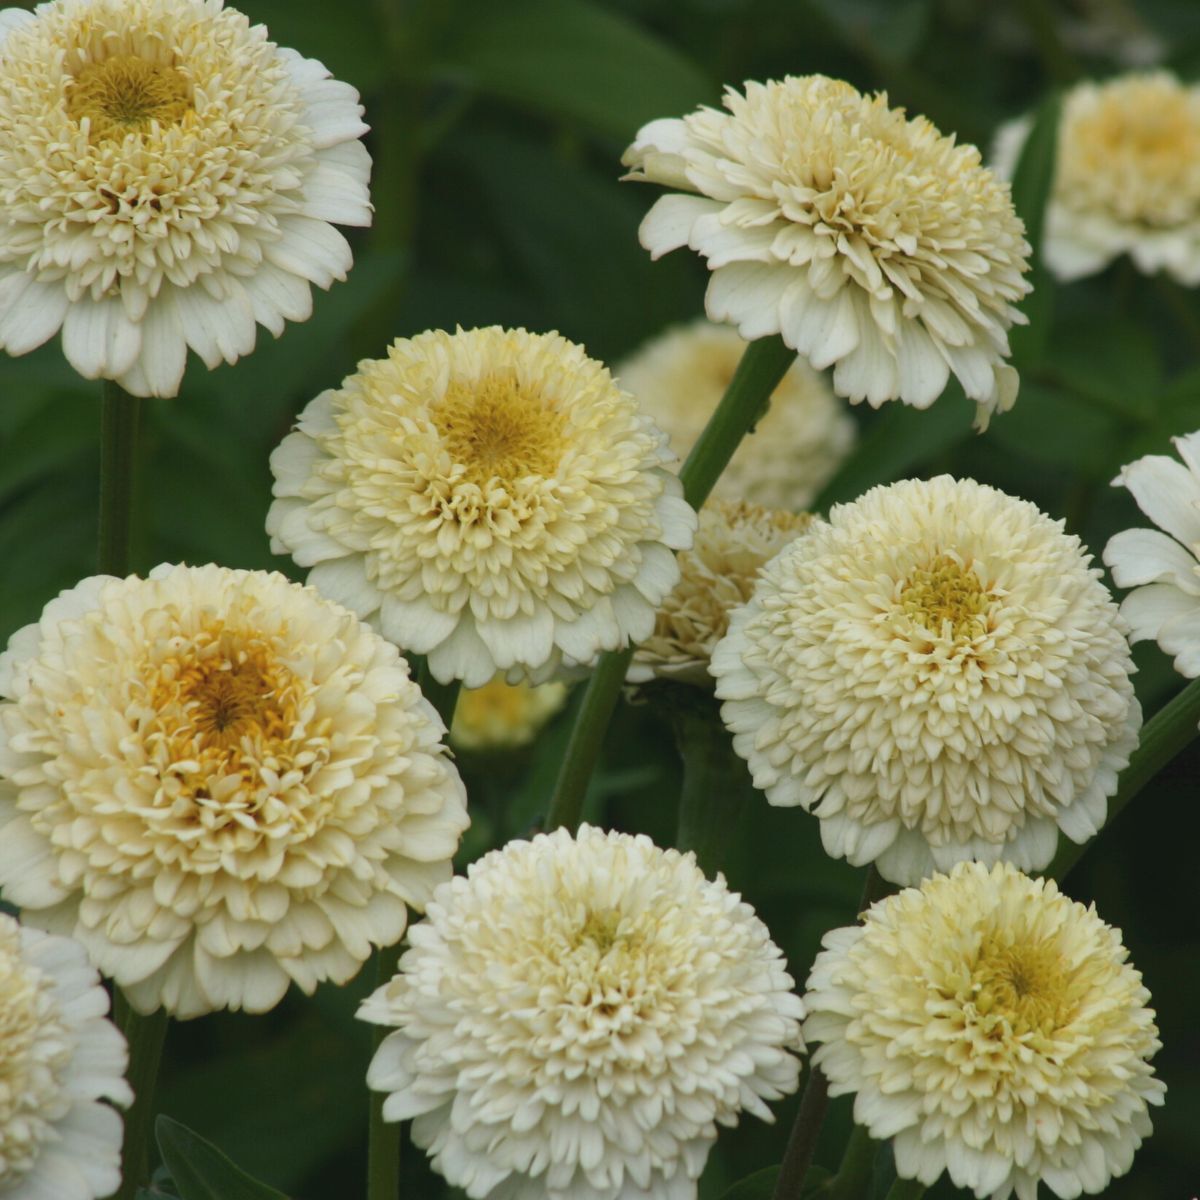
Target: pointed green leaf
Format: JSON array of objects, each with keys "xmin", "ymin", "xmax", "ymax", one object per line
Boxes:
[{"xmin": 155, "ymin": 1116, "xmax": 288, "ymax": 1200}]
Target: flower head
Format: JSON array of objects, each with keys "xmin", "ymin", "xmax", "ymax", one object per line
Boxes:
[
  {"xmin": 0, "ymin": 564, "xmax": 468, "ymax": 1019},
  {"xmin": 1104, "ymin": 430, "xmax": 1200, "ymax": 677},
  {"xmin": 995, "ymin": 72, "xmax": 1200, "ymax": 283},
  {"xmin": 0, "ymin": 914, "xmax": 131, "ymax": 1200},
  {"xmin": 631, "ymin": 499, "xmax": 812, "ymax": 685},
  {"xmin": 0, "ymin": 0, "xmax": 371, "ymax": 397},
  {"xmin": 449, "ymin": 675, "xmax": 568, "ymax": 752},
  {"xmin": 617, "ymin": 320, "xmax": 855, "ymax": 510},
  {"xmin": 804, "ymin": 861, "xmax": 1165, "ymax": 1200},
  {"xmin": 360, "ymin": 825, "xmax": 804, "ymax": 1200},
  {"xmin": 624, "ymin": 76, "xmax": 1030, "ymax": 426},
  {"xmin": 712, "ymin": 476, "xmax": 1140, "ymax": 885},
  {"xmin": 267, "ymin": 326, "xmax": 697, "ymax": 688}
]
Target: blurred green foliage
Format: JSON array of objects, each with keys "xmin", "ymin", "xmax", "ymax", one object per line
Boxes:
[{"xmin": 2, "ymin": 0, "xmax": 1199, "ymax": 1196}]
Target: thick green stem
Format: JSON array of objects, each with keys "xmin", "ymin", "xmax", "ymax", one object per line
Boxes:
[
  {"xmin": 98, "ymin": 380, "xmax": 142, "ymax": 576},
  {"xmin": 544, "ymin": 336, "xmax": 796, "ymax": 832},
  {"xmin": 367, "ymin": 942, "xmax": 405, "ymax": 1200},
  {"xmin": 113, "ymin": 1003, "xmax": 169, "ymax": 1200},
  {"xmin": 1051, "ymin": 676, "xmax": 1200, "ymax": 879},
  {"xmin": 671, "ymin": 698, "xmax": 754, "ymax": 876},
  {"xmin": 883, "ymin": 1179, "xmax": 926, "ymax": 1200},
  {"xmin": 823, "ymin": 1123, "xmax": 875, "ymax": 1200}
]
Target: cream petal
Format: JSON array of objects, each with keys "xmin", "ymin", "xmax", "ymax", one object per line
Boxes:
[
  {"xmin": 60, "ymin": 295, "xmax": 142, "ymax": 380},
  {"xmin": 117, "ymin": 290, "xmax": 187, "ymax": 398},
  {"xmin": 1115, "ymin": 453, "xmax": 1200, "ymax": 547},
  {"xmin": 1104, "ymin": 528, "xmax": 1200, "ymax": 593},
  {"xmin": 266, "ymin": 217, "xmax": 354, "ymax": 289},
  {"xmin": 639, "ymin": 194, "xmax": 724, "ymax": 260},
  {"xmin": 0, "ymin": 277, "xmax": 69, "ymax": 355}
]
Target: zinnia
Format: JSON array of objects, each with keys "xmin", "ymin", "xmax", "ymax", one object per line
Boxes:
[
  {"xmin": 0, "ymin": 564, "xmax": 468, "ymax": 1018},
  {"xmin": 0, "ymin": 0, "xmax": 371, "ymax": 397},
  {"xmin": 712, "ymin": 475, "xmax": 1140, "ymax": 884},
  {"xmin": 267, "ymin": 326, "xmax": 697, "ymax": 687},
  {"xmin": 805, "ymin": 861, "xmax": 1165, "ymax": 1199},
  {"xmin": 360, "ymin": 825, "xmax": 805, "ymax": 1200},
  {"xmin": 624, "ymin": 75, "xmax": 1031, "ymax": 426}
]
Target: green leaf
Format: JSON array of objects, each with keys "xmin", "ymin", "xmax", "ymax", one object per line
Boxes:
[
  {"xmin": 434, "ymin": 0, "xmax": 714, "ymax": 139},
  {"xmin": 155, "ymin": 1116, "xmax": 289, "ymax": 1200},
  {"xmin": 719, "ymin": 1165, "xmax": 833, "ymax": 1198},
  {"xmin": 1008, "ymin": 92, "xmax": 1062, "ymax": 367},
  {"xmin": 806, "ymin": 0, "xmax": 931, "ymax": 64}
]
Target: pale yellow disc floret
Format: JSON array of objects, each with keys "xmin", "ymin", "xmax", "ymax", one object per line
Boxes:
[
  {"xmin": 804, "ymin": 862, "xmax": 1166, "ymax": 1200},
  {"xmin": 0, "ymin": 564, "xmax": 468, "ymax": 1019},
  {"xmin": 360, "ymin": 825, "xmax": 805, "ymax": 1200},
  {"xmin": 268, "ymin": 326, "xmax": 697, "ymax": 687},
  {"xmin": 712, "ymin": 475, "xmax": 1141, "ymax": 885},
  {"xmin": 450, "ymin": 675, "xmax": 568, "ymax": 752}
]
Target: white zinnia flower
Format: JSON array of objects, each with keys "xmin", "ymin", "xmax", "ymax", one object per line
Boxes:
[
  {"xmin": 630, "ymin": 498, "xmax": 812, "ymax": 686},
  {"xmin": 1104, "ymin": 429, "xmax": 1200, "ymax": 677},
  {"xmin": 449, "ymin": 675, "xmax": 568, "ymax": 752},
  {"xmin": 623, "ymin": 76, "xmax": 1031, "ymax": 427},
  {"xmin": 0, "ymin": 0, "xmax": 371, "ymax": 397},
  {"xmin": 993, "ymin": 72, "xmax": 1200, "ymax": 283},
  {"xmin": 712, "ymin": 476, "xmax": 1140, "ymax": 885},
  {"xmin": 0, "ymin": 914, "xmax": 131, "ymax": 1200},
  {"xmin": 0, "ymin": 564, "xmax": 468, "ymax": 1020},
  {"xmin": 616, "ymin": 320, "xmax": 856, "ymax": 510},
  {"xmin": 804, "ymin": 861, "xmax": 1166, "ymax": 1200},
  {"xmin": 360, "ymin": 825, "xmax": 805, "ymax": 1200},
  {"xmin": 267, "ymin": 326, "xmax": 697, "ymax": 688}
]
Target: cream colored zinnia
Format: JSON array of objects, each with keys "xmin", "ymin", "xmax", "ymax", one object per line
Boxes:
[
  {"xmin": 994, "ymin": 72, "xmax": 1200, "ymax": 283},
  {"xmin": 0, "ymin": 0, "xmax": 371, "ymax": 397},
  {"xmin": 0, "ymin": 914, "xmax": 131, "ymax": 1200},
  {"xmin": 711, "ymin": 475, "xmax": 1140, "ymax": 885},
  {"xmin": 630, "ymin": 498, "xmax": 812, "ymax": 685},
  {"xmin": 267, "ymin": 326, "xmax": 697, "ymax": 688},
  {"xmin": 1104, "ymin": 430, "xmax": 1200, "ymax": 678},
  {"xmin": 449, "ymin": 675, "xmax": 567, "ymax": 752},
  {"xmin": 624, "ymin": 76, "xmax": 1031, "ymax": 426},
  {"xmin": 0, "ymin": 564, "xmax": 468, "ymax": 1019},
  {"xmin": 359, "ymin": 825, "xmax": 805, "ymax": 1200},
  {"xmin": 616, "ymin": 320, "xmax": 855, "ymax": 510},
  {"xmin": 804, "ymin": 861, "xmax": 1165, "ymax": 1200}
]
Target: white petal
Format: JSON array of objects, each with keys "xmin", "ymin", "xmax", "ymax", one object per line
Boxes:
[
  {"xmin": 379, "ymin": 595, "xmax": 460, "ymax": 654},
  {"xmin": 1104, "ymin": 528, "xmax": 1200, "ymax": 593},
  {"xmin": 705, "ymin": 262, "xmax": 795, "ymax": 340},
  {"xmin": 306, "ymin": 558, "xmax": 381, "ymax": 617},
  {"xmin": 1115, "ymin": 453, "xmax": 1200, "ymax": 547},
  {"xmin": 242, "ymin": 262, "xmax": 314, "ymax": 337},
  {"xmin": 61, "ymin": 295, "xmax": 142, "ymax": 380},
  {"xmin": 0, "ymin": 277, "xmax": 69, "ymax": 355},
  {"xmin": 117, "ymin": 290, "xmax": 187, "ymax": 398},
  {"xmin": 300, "ymin": 157, "xmax": 373, "ymax": 226},
  {"xmin": 175, "ymin": 279, "xmax": 256, "ymax": 368},
  {"xmin": 266, "ymin": 217, "xmax": 353, "ymax": 289},
  {"xmin": 426, "ymin": 618, "xmax": 495, "ymax": 687},
  {"xmin": 639, "ymin": 194, "xmax": 724, "ymax": 260},
  {"xmin": 1119, "ymin": 583, "xmax": 1200, "ymax": 644}
]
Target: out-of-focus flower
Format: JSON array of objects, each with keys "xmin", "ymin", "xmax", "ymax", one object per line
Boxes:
[
  {"xmin": 712, "ymin": 475, "xmax": 1140, "ymax": 885},
  {"xmin": 449, "ymin": 675, "xmax": 567, "ymax": 752},
  {"xmin": 616, "ymin": 320, "xmax": 855, "ymax": 510},
  {"xmin": 805, "ymin": 861, "xmax": 1166, "ymax": 1200},
  {"xmin": 1104, "ymin": 430, "xmax": 1200, "ymax": 677},
  {"xmin": 0, "ymin": 0, "xmax": 371, "ymax": 397},
  {"xmin": 630, "ymin": 499, "xmax": 812, "ymax": 686},
  {"xmin": 360, "ymin": 825, "xmax": 804, "ymax": 1200},
  {"xmin": 0, "ymin": 913, "xmax": 132, "ymax": 1200},
  {"xmin": 0, "ymin": 564, "xmax": 468, "ymax": 1019},
  {"xmin": 624, "ymin": 75, "xmax": 1030, "ymax": 427},
  {"xmin": 994, "ymin": 72, "xmax": 1200, "ymax": 283},
  {"xmin": 267, "ymin": 326, "xmax": 697, "ymax": 688}
]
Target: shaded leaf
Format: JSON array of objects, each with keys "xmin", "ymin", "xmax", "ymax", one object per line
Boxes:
[
  {"xmin": 155, "ymin": 1116, "xmax": 289, "ymax": 1200},
  {"xmin": 719, "ymin": 1165, "xmax": 833, "ymax": 1198}
]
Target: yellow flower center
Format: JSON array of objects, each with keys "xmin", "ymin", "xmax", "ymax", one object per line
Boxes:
[
  {"xmin": 66, "ymin": 55, "xmax": 192, "ymax": 143},
  {"xmin": 433, "ymin": 372, "xmax": 568, "ymax": 487},
  {"xmin": 972, "ymin": 937, "xmax": 1071, "ymax": 1036},
  {"xmin": 899, "ymin": 554, "xmax": 990, "ymax": 639}
]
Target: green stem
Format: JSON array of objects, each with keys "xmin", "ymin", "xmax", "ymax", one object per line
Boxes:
[
  {"xmin": 823, "ymin": 1123, "xmax": 875, "ymax": 1200},
  {"xmin": 883, "ymin": 1179, "xmax": 925, "ymax": 1200},
  {"xmin": 113, "ymin": 1002, "xmax": 169, "ymax": 1200},
  {"xmin": 98, "ymin": 379, "xmax": 142, "ymax": 576},
  {"xmin": 544, "ymin": 336, "xmax": 796, "ymax": 832},
  {"xmin": 367, "ymin": 942, "xmax": 405, "ymax": 1200},
  {"xmin": 1051, "ymin": 675, "xmax": 1200, "ymax": 879}
]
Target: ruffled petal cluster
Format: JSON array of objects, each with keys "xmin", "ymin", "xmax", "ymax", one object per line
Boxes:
[
  {"xmin": 805, "ymin": 861, "xmax": 1166, "ymax": 1200},
  {"xmin": 1104, "ymin": 430, "xmax": 1200, "ymax": 678},
  {"xmin": 0, "ymin": 564, "xmax": 468, "ymax": 1019},
  {"xmin": 449, "ymin": 675, "xmax": 568, "ymax": 752},
  {"xmin": 267, "ymin": 326, "xmax": 697, "ymax": 687},
  {"xmin": 712, "ymin": 476, "xmax": 1140, "ymax": 884},
  {"xmin": 994, "ymin": 72, "xmax": 1200, "ymax": 283},
  {"xmin": 616, "ymin": 320, "xmax": 855, "ymax": 511},
  {"xmin": 0, "ymin": 0, "xmax": 371, "ymax": 397},
  {"xmin": 630, "ymin": 499, "xmax": 812, "ymax": 686},
  {"xmin": 1, "ymin": 914, "xmax": 131, "ymax": 1200},
  {"xmin": 360, "ymin": 825, "xmax": 804, "ymax": 1200},
  {"xmin": 624, "ymin": 76, "xmax": 1031, "ymax": 426}
]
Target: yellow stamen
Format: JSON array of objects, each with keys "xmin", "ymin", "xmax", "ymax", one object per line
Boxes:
[
  {"xmin": 899, "ymin": 554, "xmax": 990, "ymax": 639},
  {"xmin": 67, "ymin": 55, "xmax": 192, "ymax": 142}
]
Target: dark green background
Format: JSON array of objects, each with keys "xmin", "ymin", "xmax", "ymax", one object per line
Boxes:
[{"xmin": 1, "ymin": 0, "xmax": 1198, "ymax": 1196}]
